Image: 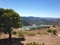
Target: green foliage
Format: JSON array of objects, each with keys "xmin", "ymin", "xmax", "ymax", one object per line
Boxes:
[
  {"xmin": 0, "ymin": 8, "xmax": 22, "ymax": 33},
  {"xmin": 52, "ymin": 30, "xmax": 57, "ymax": 35},
  {"xmin": 18, "ymin": 31, "xmax": 24, "ymax": 37},
  {"xmin": 26, "ymin": 32, "xmax": 36, "ymax": 36},
  {"xmin": 47, "ymin": 29, "xmax": 57, "ymax": 35},
  {"xmin": 42, "ymin": 43, "xmax": 45, "ymax": 45},
  {"xmin": 26, "ymin": 42, "xmax": 45, "ymax": 45},
  {"xmin": 36, "ymin": 32, "xmax": 41, "ymax": 34},
  {"xmin": 26, "ymin": 42, "xmax": 40, "ymax": 45},
  {"xmin": 0, "ymin": 8, "xmax": 22, "ymax": 45},
  {"xmin": 47, "ymin": 29, "xmax": 52, "ymax": 33}
]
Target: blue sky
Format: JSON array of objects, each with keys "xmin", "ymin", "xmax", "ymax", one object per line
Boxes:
[{"xmin": 0, "ymin": 0, "xmax": 60, "ymax": 18}]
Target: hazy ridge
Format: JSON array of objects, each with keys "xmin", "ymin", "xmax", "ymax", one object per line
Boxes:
[{"xmin": 21, "ymin": 16, "xmax": 60, "ymax": 26}]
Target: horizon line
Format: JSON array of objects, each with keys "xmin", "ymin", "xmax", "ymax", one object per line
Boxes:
[{"xmin": 21, "ymin": 16, "xmax": 60, "ymax": 18}]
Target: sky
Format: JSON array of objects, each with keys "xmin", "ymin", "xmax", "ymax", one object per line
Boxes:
[{"xmin": 0, "ymin": 0, "xmax": 60, "ymax": 18}]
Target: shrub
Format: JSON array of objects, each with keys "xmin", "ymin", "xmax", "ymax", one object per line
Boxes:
[
  {"xmin": 26, "ymin": 32, "xmax": 36, "ymax": 36},
  {"xmin": 26, "ymin": 42, "xmax": 45, "ymax": 45},
  {"xmin": 26, "ymin": 42, "xmax": 41, "ymax": 45},
  {"xmin": 18, "ymin": 31, "xmax": 24, "ymax": 37},
  {"xmin": 13, "ymin": 32, "xmax": 17, "ymax": 35},
  {"xmin": 37, "ymin": 32, "xmax": 41, "ymax": 35},
  {"xmin": 43, "ymin": 32, "xmax": 48, "ymax": 35},
  {"xmin": 52, "ymin": 30, "xmax": 57, "ymax": 35},
  {"xmin": 45, "ymin": 26, "xmax": 50, "ymax": 28},
  {"xmin": 53, "ymin": 25, "xmax": 55, "ymax": 28},
  {"xmin": 42, "ymin": 43, "xmax": 45, "ymax": 45},
  {"xmin": 47, "ymin": 29, "xmax": 52, "ymax": 33}
]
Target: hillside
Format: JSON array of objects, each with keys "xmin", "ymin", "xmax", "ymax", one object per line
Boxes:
[{"xmin": 21, "ymin": 16, "xmax": 60, "ymax": 26}]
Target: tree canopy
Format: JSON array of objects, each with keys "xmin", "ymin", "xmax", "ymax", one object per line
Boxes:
[
  {"xmin": 0, "ymin": 8, "xmax": 22, "ymax": 33},
  {"xmin": 0, "ymin": 8, "xmax": 22, "ymax": 45}
]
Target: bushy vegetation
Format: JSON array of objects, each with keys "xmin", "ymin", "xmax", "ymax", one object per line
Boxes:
[
  {"xmin": 25, "ymin": 42, "xmax": 45, "ymax": 45},
  {"xmin": 17, "ymin": 31, "xmax": 36, "ymax": 36},
  {"xmin": 0, "ymin": 8, "xmax": 22, "ymax": 45},
  {"xmin": 17, "ymin": 29, "xmax": 57, "ymax": 37},
  {"xmin": 26, "ymin": 32, "xmax": 36, "ymax": 36},
  {"xmin": 18, "ymin": 31, "xmax": 25, "ymax": 37},
  {"xmin": 47, "ymin": 29, "xmax": 52, "ymax": 33},
  {"xmin": 12, "ymin": 32, "xmax": 17, "ymax": 35},
  {"xmin": 36, "ymin": 32, "xmax": 41, "ymax": 35},
  {"xmin": 47, "ymin": 29, "xmax": 57, "ymax": 35},
  {"xmin": 52, "ymin": 30, "xmax": 57, "ymax": 35}
]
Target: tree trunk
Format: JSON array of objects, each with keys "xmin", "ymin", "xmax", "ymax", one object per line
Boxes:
[{"xmin": 9, "ymin": 30, "xmax": 12, "ymax": 45}]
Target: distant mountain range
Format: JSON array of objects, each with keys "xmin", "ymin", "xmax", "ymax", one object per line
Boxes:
[{"xmin": 21, "ymin": 16, "xmax": 60, "ymax": 26}]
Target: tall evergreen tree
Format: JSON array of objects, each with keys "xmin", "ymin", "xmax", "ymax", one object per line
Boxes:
[{"xmin": 0, "ymin": 8, "xmax": 22, "ymax": 45}]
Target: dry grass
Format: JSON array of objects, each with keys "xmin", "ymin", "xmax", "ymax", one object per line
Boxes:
[{"xmin": 0, "ymin": 26, "xmax": 60, "ymax": 45}]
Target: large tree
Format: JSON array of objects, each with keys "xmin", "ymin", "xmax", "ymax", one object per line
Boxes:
[{"xmin": 0, "ymin": 8, "xmax": 22, "ymax": 45}]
